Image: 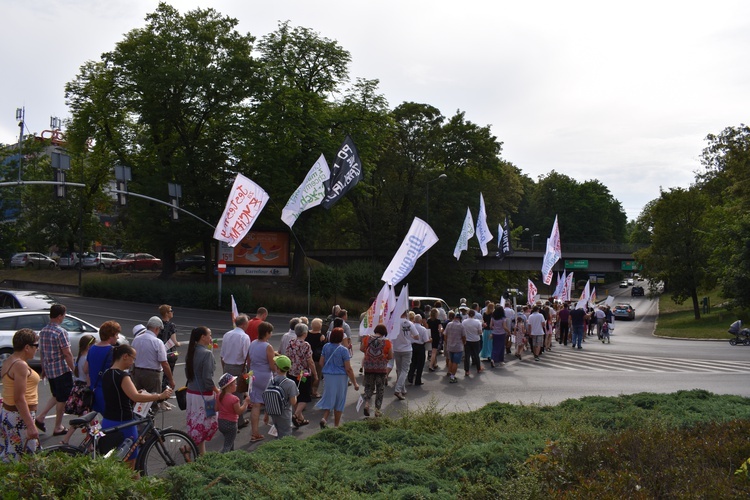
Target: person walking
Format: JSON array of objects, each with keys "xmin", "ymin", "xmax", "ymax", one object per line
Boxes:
[
  {"xmin": 219, "ymin": 314, "xmax": 251, "ymax": 429},
  {"xmin": 158, "ymin": 304, "xmax": 180, "ymax": 391},
  {"xmin": 85, "ymin": 320, "xmax": 121, "ymax": 415},
  {"xmin": 216, "ymin": 373, "xmax": 250, "ymax": 453},
  {"xmin": 557, "ymin": 303, "xmax": 571, "ymax": 346},
  {"xmin": 392, "ymin": 312, "xmax": 419, "ymax": 400},
  {"xmin": 247, "ymin": 322, "xmax": 276, "ymax": 443},
  {"xmin": 528, "ymin": 306, "xmax": 547, "ymax": 361},
  {"xmin": 480, "ymin": 303, "xmax": 494, "ymax": 363},
  {"xmin": 462, "ymin": 310, "xmax": 483, "ymax": 376},
  {"xmin": 131, "ymin": 316, "xmax": 175, "ymax": 394},
  {"xmin": 185, "ymin": 326, "xmax": 219, "ymax": 455},
  {"xmin": 306, "ymin": 318, "xmax": 327, "ymax": 398},
  {"xmin": 360, "ymin": 324, "xmax": 392, "ymax": 417},
  {"xmin": 407, "ymin": 314, "xmax": 431, "ymax": 386},
  {"xmin": 286, "ymin": 323, "xmax": 317, "ymax": 427},
  {"xmin": 444, "ymin": 312, "xmax": 466, "ymax": 383},
  {"xmin": 426, "ymin": 308, "xmax": 443, "ymax": 372},
  {"xmin": 570, "ymin": 306, "xmax": 588, "ymax": 350},
  {"xmin": 489, "ymin": 305, "xmax": 507, "ymax": 366},
  {"xmin": 267, "ymin": 355, "xmax": 299, "ymax": 439},
  {"xmin": 315, "ymin": 328, "xmax": 358, "ymax": 428}
]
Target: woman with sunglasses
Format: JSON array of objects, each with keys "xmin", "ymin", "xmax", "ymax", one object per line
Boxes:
[{"xmin": 0, "ymin": 329, "xmax": 41, "ymax": 460}]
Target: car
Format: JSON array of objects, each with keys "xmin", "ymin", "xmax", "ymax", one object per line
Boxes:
[
  {"xmin": 111, "ymin": 253, "xmax": 162, "ymax": 271},
  {"xmin": 631, "ymin": 286, "xmax": 645, "ymax": 297},
  {"xmin": 408, "ymin": 296, "xmax": 450, "ymax": 312},
  {"xmin": 0, "ymin": 310, "xmax": 129, "ymax": 370},
  {"xmin": 82, "ymin": 251, "xmax": 119, "ymax": 270},
  {"xmin": 0, "ymin": 290, "xmax": 58, "ymax": 310},
  {"xmin": 58, "ymin": 251, "xmax": 89, "ymax": 270},
  {"xmin": 627, "ymin": 278, "xmax": 634, "ymax": 286},
  {"xmin": 619, "ymin": 281, "xmax": 629, "ymax": 288},
  {"xmin": 175, "ymin": 255, "xmax": 206, "ymax": 271},
  {"xmin": 613, "ymin": 303, "xmax": 635, "ymax": 320},
  {"xmin": 9, "ymin": 252, "xmax": 57, "ymax": 269}
]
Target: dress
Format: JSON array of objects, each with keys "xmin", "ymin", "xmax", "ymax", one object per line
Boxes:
[
  {"xmin": 87, "ymin": 344, "xmax": 113, "ymax": 414},
  {"xmin": 248, "ymin": 340, "xmax": 273, "ymax": 404},
  {"xmin": 217, "ymin": 393, "xmax": 240, "ymax": 453},
  {"xmin": 185, "ymin": 344, "xmax": 218, "ymax": 445},
  {"xmin": 286, "ymin": 338, "xmax": 313, "ymax": 403},
  {"xmin": 314, "ymin": 343, "xmax": 350, "ymax": 412},
  {"xmin": 480, "ymin": 312, "xmax": 493, "ymax": 358},
  {"xmin": 0, "ymin": 359, "xmax": 40, "ymax": 461},
  {"xmin": 490, "ymin": 317, "xmax": 506, "ymax": 363}
]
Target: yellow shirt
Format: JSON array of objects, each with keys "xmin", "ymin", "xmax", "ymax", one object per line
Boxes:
[{"xmin": 1, "ymin": 358, "xmax": 40, "ymax": 407}]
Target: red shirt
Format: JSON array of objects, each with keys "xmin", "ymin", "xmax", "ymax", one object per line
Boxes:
[{"xmin": 244, "ymin": 317, "xmax": 262, "ymax": 342}]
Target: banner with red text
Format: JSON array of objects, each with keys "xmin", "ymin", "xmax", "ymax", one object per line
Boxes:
[{"xmin": 213, "ymin": 174, "xmax": 269, "ymax": 247}]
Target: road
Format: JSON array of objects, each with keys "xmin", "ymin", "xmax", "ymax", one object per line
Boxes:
[{"xmin": 28, "ymin": 287, "xmax": 750, "ymax": 453}]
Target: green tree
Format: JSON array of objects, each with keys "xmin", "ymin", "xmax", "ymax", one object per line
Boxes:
[{"xmin": 634, "ymin": 187, "xmax": 712, "ymax": 319}]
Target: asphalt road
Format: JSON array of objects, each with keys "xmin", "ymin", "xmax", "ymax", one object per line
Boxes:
[{"xmin": 27, "ymin": 286, "xmax": 750, "ymax": 453}]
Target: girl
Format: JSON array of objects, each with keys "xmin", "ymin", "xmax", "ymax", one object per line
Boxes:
[
  {"xmin": 216, "ymin": 373, "xmax": 250, "ymax": 453},
  {"xmin": 60, "ymin": 334, "xmax": 95, "ymax": 444}
]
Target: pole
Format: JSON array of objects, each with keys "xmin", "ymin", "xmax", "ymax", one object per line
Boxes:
[{"xmin": 216, "ymin": 243, "xmax": 222, "ymax": 308}]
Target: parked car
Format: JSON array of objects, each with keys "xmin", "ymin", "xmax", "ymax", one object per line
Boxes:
[
  {"xmin": 0, "ymin": 310, "xmax": 129, "ymax": 370},
  {"xmin": 175, "ymin": 255, "xmax": 206, "ymax": 271},
  {"xmin": 631, "ymin": 286, "xmax": 645, "ymax": 297},
  {"xmin": 82, "ymin": 252, "xmax": 119, "ymax": 270},
  {"xmin": 58, "ymin": 251, "xmax": 89, "ymax": 270},
  {"xmin": 613, "ymin": 303, "xmax": 636, "ymax": 320},
  {"xmin": 0, "ymin": 290, "xmax": 58, "ymax": 310},
  {"xmin": 10, "ymin": 252, "xmax": 57, "ymax": 269},
  {"xmin": 619, "ymin": 280, "xmax": 629, "ymax": 288},
  {"xmin": 111, "ymin": 253, "xmax": 162, "ymax": 271}
]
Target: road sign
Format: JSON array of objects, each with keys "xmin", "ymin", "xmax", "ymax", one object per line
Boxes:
[{"xmin": 217, "ymin": 260, "xmax": 227, "ymax": 274}]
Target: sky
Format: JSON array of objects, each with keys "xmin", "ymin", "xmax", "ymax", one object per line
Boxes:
[{"xmin": 2, "ymin": 0, "xmax": 749, "ymax": 221}]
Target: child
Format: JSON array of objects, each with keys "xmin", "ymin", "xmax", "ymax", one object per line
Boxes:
[
  {"xmin": 61, "ymin": 334, "xmax": 95, "ymax": 444},
  {"xmin": 216, "ymin": 373, "xmax": 251, "ymax": 453},
  {"xmin": 601, "ymin": 322, "xmax": 611, "ymax": 344},
  {"xmin": 268, "ymin": 355, "xmax": 299, "ymax": 439}
]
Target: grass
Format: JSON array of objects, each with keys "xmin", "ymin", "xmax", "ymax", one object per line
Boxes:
[{"xmin": 654, "ymin": 288, "xmax": 746, "ymax": 340}]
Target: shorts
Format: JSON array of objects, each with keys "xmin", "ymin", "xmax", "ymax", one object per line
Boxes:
[
  {"xmin": 530, "ymin": 335, "xmax": 545, "ymax": 347},
  {"xmin": 449, "ymin": 351, "xmax": 463, "ymax": 364},
  {"xmin": 49, "ymin": 371, "xmax": 74, "ymax": 403}
]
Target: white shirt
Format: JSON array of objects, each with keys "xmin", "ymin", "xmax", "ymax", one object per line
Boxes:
[
  {"xmin": 131, "ymin": 329, "xmax": 167, "ymax": 370},
  {"xmin": 504, "ymin": 307, "xmax": 516, "ymax": 332},
  {"xmin": 279, "ymin": 330, "xmax": 296, "ymax": 355},
  {"xmin": 392, "ymin": 319, "xmax": 418, "ymax": 352},
  {"xmin": 220, "ymin": 327, "xmax": 251, "ymax": 365},
  {"xmin": 528, "ymin": 312, "xmax": 546, "ymax": 336},
  {"xmin": 412, "ymin": 323, "xmax": 431, "ymax": 344},
  {"xmin": 462, "ymin": 317, "xmax": 483, "ymax": 342}
]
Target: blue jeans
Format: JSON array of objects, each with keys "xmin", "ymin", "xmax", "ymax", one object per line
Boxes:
[{"xmin": 572, "ymin": 325, "xmax": 584, "ymax": 348}]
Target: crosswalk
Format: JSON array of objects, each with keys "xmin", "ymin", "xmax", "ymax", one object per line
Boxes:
[{"xmin": 513, "ymin": 345, "xmax": 749, "ymax": 373}]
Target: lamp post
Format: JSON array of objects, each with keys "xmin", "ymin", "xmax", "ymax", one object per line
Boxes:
[
  {"xmin": 531, "ymin": 233, "xmax": 540, "ymax": 252},
  {"xmin": 425, "ymin": 173, "xmax": 447, "ymax": 295}
]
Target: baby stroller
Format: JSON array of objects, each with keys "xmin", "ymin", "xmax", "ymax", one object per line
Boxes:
[
  {"xmin": 728, "ymin": 320, "xmax": 750, "ymax": 346},
  {"xmin": 600, "ymin": 321, "xmax": 611, "ymax": 344}
]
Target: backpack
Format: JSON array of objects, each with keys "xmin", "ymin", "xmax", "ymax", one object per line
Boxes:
[{"xmin": 262, "ymin": 376, "xmax": 286, "ymax": 416}]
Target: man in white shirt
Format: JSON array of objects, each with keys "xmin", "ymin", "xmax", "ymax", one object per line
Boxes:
[
  {"xmin": 594, "ymin": 306, "xmax": 607, "ymax": 339},
  {"xmin": 462, "ymin": 309, "xmax": 484, "ymax": 376},
  {"xmin": 279, "ymin": 317, "xmax": 300, "ymax": 355},
  {"xmin": 221, "ymin": 314, "xmax": 252, "ymax": 396},
  {"xmin": 132, "ymin": 316, "xmax": 175, "ymax": 392},
  {"xmin": 407, "ymin": 313, "xmax": 431, "ymax": 386},
  {"xmin": 504, "ymin": 302, "xmax": 516, "ymax": 355},
  {"xmin": 527, "ymin": 306, "xmax": 547, "ymax": 361},
  {"xmin": 392, "ymin": 311, "xmax": 419, "ymax": 400}
]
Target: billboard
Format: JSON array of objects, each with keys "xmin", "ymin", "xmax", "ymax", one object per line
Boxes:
[{"xmin": 220, "ymin": 231, "xmax": 290, "ymax": 269}]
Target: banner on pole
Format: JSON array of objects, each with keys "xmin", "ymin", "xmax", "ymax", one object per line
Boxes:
[
  {"xmin": 281, "ymin": 154, "xmax": 330, "ymax": 227},
  {"xmin": 321, "ymin": 136, "xmax": 363, "ymax": 209},
  {"xmin": 476, "ymin": 193, "xmax": 493, "ymax": 256},
  {"xmin": 381, "ymin": 218, "xmax": 439, "ymax": 286},
  {"xmin": 453, "ymin": 208, "xmax": 475, "ymax": 260},
  {"xmin": 213, "ymin": 174, "xmax": 269, "ymax": 247}
]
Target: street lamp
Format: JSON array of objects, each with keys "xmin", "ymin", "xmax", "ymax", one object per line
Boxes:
[
  {"xmin": 425, "ymin": 173, "xmax": 447, "ymax": 295},
  {"xmin": 531, "ymin": 233, "xmax": 540, "ymax": 251}
]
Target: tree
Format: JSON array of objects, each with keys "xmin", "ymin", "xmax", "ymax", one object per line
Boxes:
[{"xmin": 634, "ymin": 187, "xmax": 712, "ymax": 319}]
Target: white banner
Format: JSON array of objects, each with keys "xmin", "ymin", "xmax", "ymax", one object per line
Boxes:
[
  {"xmin": 475, "ymin": 193, "xmax": 493, "ymax": 256},
  {"xmin": 541, "ymin": 215, "xmax": 562, "ymax": 285},
  {"xmin": 552, "ymin": 271, "xmax": 566, "ymax": 298},
  {"xmin": 453, "ymin": 208, "xmax": 475, "ymax": 260},
  {"xmin": 359, "ymin": 282, "xmax": 391, "ymax": 336},
  {"xmin": 387, "ymin": 284, "xmax": 410, "ymax": 339},
  {"xmin": 281, "ymin": 154, "xmax": 330, "ymax": 228},
  {"xmin": 576, "ymin": 280, "xmax": 590, "ymax": 310},
  {"xmin": 527, "ymin": 279, "xmax": 538, "ymax": 305},
  {"xmin": 213, "ymin": 174, "xmax": 269, "ymax": 247},
  {"xmin": 564, "ymin": 272, "xmax": 574, "ymax": 301},
  {"xmin": 381, "ymin": 218, "xmax": 439, "ymax": 286}
]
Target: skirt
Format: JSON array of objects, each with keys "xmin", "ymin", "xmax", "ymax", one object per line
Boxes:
[
  {"xmin": 186, "ymin": 392, "xmax": 218, "ymax": 445},
  {"xmin": 314, "ymin": 373, "xmax": 348, "ymax": 412},
  {"xmin": 491, "ymin": 333, "xmax": 506, "ymax": 363},
  {"xmin": 480, "ymin": 329, "xmax": 493, "ymax": 358},
  {"xmin": 0, "ymin": 408, "xmax": 37, "ymax": 461}
]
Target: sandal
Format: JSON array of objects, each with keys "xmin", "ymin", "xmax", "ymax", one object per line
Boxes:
[
  {"xmin": 34, "ymin": 419, "xmax": 46, "ymax": 433},
  {"xmin": 319, "ymin": 419, "xmax": 327, "ymax": 429},
  {"xmin": 363, "ymin": 405, "xmax": 370, "ymax": 417},
  {"xmin": 250, "ymin": 434, "xmax": 265, "ymax": 443}
]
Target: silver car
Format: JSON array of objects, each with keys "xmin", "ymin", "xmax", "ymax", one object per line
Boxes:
[
  {"xmin": 82, "ymin": 252, "xmax": 119, "ymax": 270},
  {"xmin": 10, "ymin": 252, "xmax": 57, "ymax": 269},
  {"xmin": 0, "ymin": 290, "xmax": 58, "ymax": 310},
  {"xmin": 0, "ymin": 310, "xmax": 129, "ymax": 370}
]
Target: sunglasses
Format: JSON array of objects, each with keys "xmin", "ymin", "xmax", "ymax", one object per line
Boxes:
[{"xmin": 30, "ymin": 343, "xmax": 39, "ymax": 348}]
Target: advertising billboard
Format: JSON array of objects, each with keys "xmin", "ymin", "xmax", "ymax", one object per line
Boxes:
[{"xmin": 219, "ymin": 231, "xmax": 290, "ymax": 275}]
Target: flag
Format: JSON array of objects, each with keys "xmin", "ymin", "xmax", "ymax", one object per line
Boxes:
[
  {"xmin": 564, "ymin": 272, "xmax": 574, "ymax": 301},
  {"xmin": 527, "ymin": 279, "xmax": 538, "ymax": 305},
  {"xmin": 453, "ymin": 208, "xmax": 475, "ymax": 260},
  {"xmin": 321, "ymin": 136, "xmax": 363, "ymax": 209},
  {"xmin": 387, "ymin": 283, "xmax": 410, "ymax": 339},
  {"xmin": 381, "ymin": 217, "xmax": 439, "ymax": 286},
  {"xmin": 589, "ymin": 286, "xmax": 597, "ymax": 307},
  {"xmin": 475, "ymin": 193, "xmax": 493, "ymax": 256},
  {"xmin": 213, "ymin": 174, "xmax": 269, "ymax": 247},
  {"xmin": 497, "ymin": 216, "xmax": 512, "ymax": 259},
  {"xmin": 231, "ymin": 295, "xmax": 239, "ymax": 325},
  {"xmin": 359, "ymin": 282, "xmax": 391, "ymax": 336},
  {"xmin": 541, "ymin": 215, "xmax": 562, "ymax": 285},
  {"xmin": 281, "ymin": 154, "xmax": 331, "ymax": 227},
  {"xmin": 552, "ymin": 271, "xmax": 566, "ymax": 298},
  {"xmin": 576, "ymin": 280, "xmax": 590, "ymax": 310}
]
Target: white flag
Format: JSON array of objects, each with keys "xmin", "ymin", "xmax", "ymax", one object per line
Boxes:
[
  {"xmin": 231, "ymin": 295, "xmax": 239, "ymax": 325},
  {"xmin": 387, "ymin": 283, "xmax": 410, "ymax": 338},
  {"xmin": 541, "ymin": 215, "xmax": 562, "ymax": 285},
  {"xmin": 359, "ymin": 282, "xmax": 391, "ymax": 336},
  {"xmin": 281, "ymin": 154, "xmax": 331, "ymax": 228},
  {"xmin": 381, "ymin": 218, "xmax": 439, "ymax": 286},
  {"xmin": 552, "ymin": 271, "xmax": 566, "ymax": 298},
  {"xmin": 475, "ymin": 193, "xmax": 493, "ymax": 256},
  {"xmin": 213, "ymin": 174, "xmax": 269, "ymax": 247},
  {"xmin": 527, "ymin": 279, "xmax": 538, "ymax": 305},
  {"xmin": 453, "ymin": 208, "xmax": 475, "ymax": 260},
  {"xmin": 576, "ymin": 280, "xmax": 590, "ymax": 310},
  {"xmin": 564, "ymin": 272, "xmax": 574, "ymax": 301},
  {"xmin": 589, "ymin": 286, "xmax": 597, "ymax": 307}
]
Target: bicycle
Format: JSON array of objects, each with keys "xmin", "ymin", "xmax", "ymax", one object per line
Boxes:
[{"xmin": 45, "ymin": 406, "xmax": 198, "ymax": 476}]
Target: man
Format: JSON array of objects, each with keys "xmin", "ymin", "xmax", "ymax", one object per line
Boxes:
[
  {"xmin": 392, "ymin": 311, "xmax": 419, "ymax": 400},
  {"xmin": 278, "ymin": 317, "xmax": 300, "ymax": 355},
  {"xmin": 595, "ymin": 306, "xmax": 607, "ymax": 339},
  {"xmin": 569, "ymin": 305, "xmax": 588, "ymax": 350},
  {"xmin": 244, "ymin": 307, "xmax": 268, "ymax": 342},
  {"xmin": 131, "ymin": 316, "xmax": 176, "ymax": 393},
  {"xmin": 158, "ymin": 304, "xmax": 180, "ymax": 391},
  {"xmin": 557, "ymin": 302, "xmax": 571, "ymax": 346},
  {"xmin": 462, "ymin": 309, "xmax": 483, "ymax": 376},
  {"xmin": 527, "ymin": 305, "xmax": 547, "ymax": 361},
  {"xmin": 35, "ymin": 304, "xmax": 74, "ymax": 436},
  {"xmin": 504, "ymin": 301, "xmax": 516, "ymax": 354},
  {"xmin": 443, "ymin": 312, "xmax": 466, "ymax": 383},
  {"xmin": 407, "ymin": 313, "xmax": 431, "ymax": 386},
  {"xmin": 220, "ymin": 314, "xmax": 251, "ymax": 398}
]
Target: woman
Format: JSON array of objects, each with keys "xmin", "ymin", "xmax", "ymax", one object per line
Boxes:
[
  {"xmin": 85, "ymin": 320, "xmax": 121, "ymax": 414},
  {"xmin": 490, "ymin": 305, "xmax": 507, "ymax": 366},
  {"xmin": 480, "ymin": 303, "xmax": 494, "ymax": 363},
  {"xmin": 185, "ymin": 326, "xmax": 219, "ymax": 455},
  {"xmin": 0, "ymin": 329, "xmax": 40, "ymax": 460},
  {"xmin": 306, "ymin": 318, "xmax": 327, "ymax": 398},
  {"xmin": 360, "ymin": 324, "xmax": 392, "ymax": 417},
  {"xmin": 102, "ymin": 344, "xmax": 172, "ymax": 465},
  {"xmin": 315, "ymin": 327, "xmax": 359, "ymax": 428},
  {"xmin": 247, "ymin": 321, "xmax": 276, "ymax": 443},
  {"xmin": 286, "ymin": 323, "xmax": 318, "ymax": 427},
  {"xmin": 426, "ymin": 308, "xmax": 443, "ymax": 372}
]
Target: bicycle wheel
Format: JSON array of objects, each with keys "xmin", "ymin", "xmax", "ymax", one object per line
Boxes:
[
  {"xmin": 137, "ymin": 430, "xmax": 198, "ymax": 476},
  {"xmin": 44, "ymin": 444, "xmax": 85, "ymax": 457}
]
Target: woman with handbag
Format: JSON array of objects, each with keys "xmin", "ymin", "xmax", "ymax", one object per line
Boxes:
[
  {"xmin": 84, "ymin": 321, "xmax": 121, "ymax": 414},
  {"xmin": 185, "ymin": 326, "xmax": 219, "ymax": 455}
]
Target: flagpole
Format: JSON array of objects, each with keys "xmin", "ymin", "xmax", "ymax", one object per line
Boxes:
[{"xmin": 271, "ymin": 199, "xmax": 313, "ymax": 316}]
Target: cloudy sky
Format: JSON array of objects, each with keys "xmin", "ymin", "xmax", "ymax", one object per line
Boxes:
[{"xmin": 2, "ymin": 0, "xmax": 749, "ymax": 221}]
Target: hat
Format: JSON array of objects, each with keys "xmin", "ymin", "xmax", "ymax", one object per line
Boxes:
[
  {"xmin": 218, "ymin": 373, "xmax": 237, "ymax": 391},
  {"xmin": 147, "ymin": 316, "xmax": 164, "ymax": 330},
  {"xmin": 132, "ymin": 324, "xmax": 147, "ymax": 337},
  {"xmin": 274, "ymin": 355, "xmax": 291, "ymax": 372}
]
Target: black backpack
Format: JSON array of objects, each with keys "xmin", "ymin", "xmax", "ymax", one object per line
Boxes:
[{"xmin": 262, "ymin": 376, "xmax": 286, "ymax": 416}]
